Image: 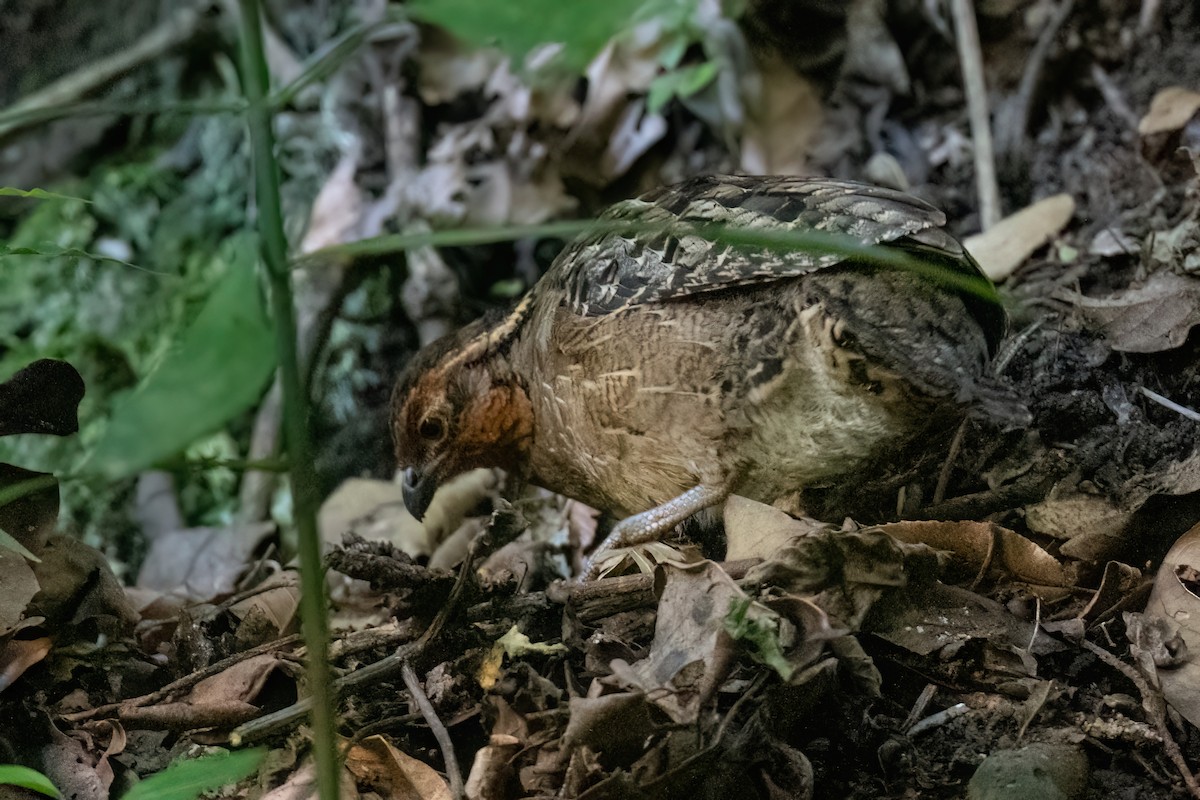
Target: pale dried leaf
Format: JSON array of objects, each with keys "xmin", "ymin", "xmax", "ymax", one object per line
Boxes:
[
  {"xmin": 964, "ymin": 194, "xmax": 1075, "ymax": 281},
  {"xmin": 578, "ymin": 24, "xmax": 663, "ymax": 133},
  {"xmin": 876, "ymin": 583, "xmax": 1047, "ymax": 660},
  {"xmin": 319, "ymin": 478, "xmax": 429, "ymax": 556},
  {"xmin": 415, "ymin": 29, "xmax": 504, "ymax": 104},
  {"xmin": 1121, "ymin": 445, "xmax": 1200, "ymax": 510},
  {"xmin": 1025, "ymin": 494, "xmax": 1132, "ymax": 543},
  {"xmin": 465, "ymin": 734, "xmax": 523, "ymax": 799},
  {"xmin": 300, "ymin": 151, "xmax": 363, "ymax": 254},
  {"xmin": 1145, "ymin": 522, "xmax": 1200, "ymax": 727},
  {"xmin": 602, "ymin": 100, "xmax": 668, "ymax": 181},
  {"xmin": 1090, "ymin": 228, "xmax": 1138, "ymax": 257},
  {"xmin": 1074, "ymin": 271, "xmax": 1200, "ymax": 353},
  {"xmin": 1079, "ymin": 561, "xmax": 1143, "ymax": 622},
  {"xmin": 1138, "ymin": 86, "xmax": 1200, "ymax": 136},
  {"xmin": 135, "ymin": 522, "xmax": 273, "ymax": 602},
  {"xmin": 190, "ymin": 653, "xmax": 287, "ymax": 704},
  {"xmin": 228, "ymin": 575, "xmax": 300, "ymax": 634},
  {"xmin": 42, "ymin": 724, "xmax": 110, "ymax": 800},
  {"xmin": 723, "ymin": 495, "xmax": 835, "ymax": 561},
  {"xmin": 565, "ymin": 500, "xmax": 599, "ymax": 550},
  {"xmin": 1148, "ymin": 216, "xmax": 1200, "ymax": 272}
]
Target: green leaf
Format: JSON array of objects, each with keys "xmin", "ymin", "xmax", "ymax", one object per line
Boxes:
[
  {"xmin": 0, "ymin": 765, "xmax": 60, "ymax": 798},
  {"xmin": 408, "ymin": 0, "xmax": 645, "ymax": 71},
  {"xmin": 85, "ymin": 249, "xmax": 277, "ymax": 480},
  {"xmin": 0, "ymin": 187, "xmax": 91, "ymax": 204},
  {"xmin": 724, "ymin": 597, "xmax": 794, "ymax": 681},
  {"xmin": 0, "ymin": 243, "xmax": 166, "ymax": 275},
  {"xmin": 647, "ymin": 61, "xmax": 718, "ymax": 114},
  {"xmin": 0, "ymin": 528, "xmax": 39, "ymax": 560},
  {"xmin": 122, "ymin": 748, "xmax": 266, "ymax": 800}
]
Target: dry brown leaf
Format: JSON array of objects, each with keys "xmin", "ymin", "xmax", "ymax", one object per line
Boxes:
[
  {"xmin": 1079, "ymin": 561, "xmax": 1144, "ymax": 622},
  {"xmin": 740, "ymin": 53, "xmax": 822, "ymax": 175},
  {"xmin": 964, "ymin": 194, "xmax": 1075, "ymax": 281},
  {"xmin": 723, "ymin": 495, "xmax": 836, "ymax": 561},
  {"xmin": 1148, "ymin": 216, "xmax": 1200, "ymax": 272},
  {"xmin": 563, "ymin": 693, "xmax": 666, "ymax": 757},
  {"xmin": 1138, "ymin": 86, "xmax": 1200, "ymax": 136},
  {"xmin": 319, "ymin": 478, "xmax": 429, "ymax": 556},
  {"xmin": 33, "ymin": 534, "xmax": 138, "ymax": 633},
  {"xmin": 259, "ymin": 759, "xmax": 358, "ymax": 800},
  {"xmin": 319, "ymin": 471, "xmax": 496, "ymax": 563},
  {"xmin": 566, "ymin": 499, "xmax": 599, "ymax": 551},
  {"xmin": 415, "ymin": 28, "xmax": 504, "ymax": 105},
  {"xmin": 41, "ymin": 722, "xmax": 111, "ymax": 800},
  {"xmin": 0, "ymin": 634, "xmax": 51, "ymax": 693},
  {"xmin": 344, "ymin": 734, "xmax": 453, "ymax": 800},
  {"xmin": 1074, "ymin": 271, "xmax": 1200, "ymax": 353},
  {"xmin": 227, "ymin": 575, "xmax": 300, "ymax": 634},
  {"xmin": 875, "ymin": 582, "xmax": 1048, "ymax": 662},
  {"xmin": 607, "ymin": 560, "xmax": 745, "ymax": 723},
  {"xmin": 876, "ymin": 520, "xmax": 1065, "ymax": 588},
  {"xmin": 1144, "ymin": 522, "xmax": 1200, "ymax": 727}
]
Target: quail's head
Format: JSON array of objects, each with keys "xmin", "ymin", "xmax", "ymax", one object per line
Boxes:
[{"xmin": 391, "ymin": 314, "xmax": 533, "ymax": 520}]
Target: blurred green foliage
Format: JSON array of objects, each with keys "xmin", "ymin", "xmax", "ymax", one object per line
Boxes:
[{"xmin": 0, "ymin": 114, "xmax": 256, "ymax": 548}]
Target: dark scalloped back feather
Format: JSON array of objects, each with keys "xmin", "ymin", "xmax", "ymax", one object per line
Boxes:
[{"xmin": 544, "ymin": 175, "xmax": 1004, "ymax": 354}]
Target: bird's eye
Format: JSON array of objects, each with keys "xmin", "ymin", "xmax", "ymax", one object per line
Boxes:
[{"xmin": 418, "ymin": 417, "xmax": 445, "ymax": 441}]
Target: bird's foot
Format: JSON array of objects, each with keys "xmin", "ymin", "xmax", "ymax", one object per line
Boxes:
[{"xmin": 578, "ymin": 483, "xmax": 727, "ymax": 581}]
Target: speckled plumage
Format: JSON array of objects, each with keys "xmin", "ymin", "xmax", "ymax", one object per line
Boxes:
[{"xmin": 391, "ymin": 175, "xmax": 1020, "ymax": 578}]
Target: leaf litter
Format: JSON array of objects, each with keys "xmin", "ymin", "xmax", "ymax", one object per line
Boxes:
[{"xmin": 6, "ymin": 2, "xmax": 1200, "ymax": 799}]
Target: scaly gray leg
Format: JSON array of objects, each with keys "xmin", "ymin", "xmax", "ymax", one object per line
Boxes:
[{"xmin": 580, "ymin": 483, "xmax": 729, "ymax": 580}]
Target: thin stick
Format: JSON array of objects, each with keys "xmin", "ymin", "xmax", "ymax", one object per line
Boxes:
[
  {"xmin": 1139, "ymin": 387, "xmax": 1200, "ymax": 423},
  {"xmin": 1081, "ymin": 639, "xmax": 1200, "ymax": 798},
  {"xmin": 949, "ymin": 0, "xmax": 1003, "ymax": 230},
  {"xmin": 0, "ymin": 4, "xmax": 209, "ymax": 141},
  {"xmin": 402, "ymin": 662, "xmax": 465, "ymax": 800},
  {"xmin": 933, "ymin": 420, "xmax": 968, "ymax": 505}
]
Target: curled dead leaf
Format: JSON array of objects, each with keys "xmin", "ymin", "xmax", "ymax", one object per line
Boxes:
[
  {"xmin": 876, "ymin": 520, "xmax": 1065, "ymax": 589},
  {"xmin": 344, "ymin": 734, "xmax": 453, "ymax": 800},
  {"xmin": 1144, "ymin": 522, "xmax": 1200, "ymax": 728}
]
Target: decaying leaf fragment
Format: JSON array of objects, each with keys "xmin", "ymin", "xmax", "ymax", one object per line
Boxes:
[{"xmin": 1074, "ymin": 271, "xmax": 1200, "ymax": 353}]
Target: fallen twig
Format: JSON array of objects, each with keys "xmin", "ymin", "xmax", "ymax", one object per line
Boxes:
[
  {"xmin": 1081, "ymin": 639, "xmax": 1200, "ymax": 799},
  {"xmin": 0, "ymin": 3, "xmax": 211, "ymax": 142},
  {"xmin": 402, "ymin": 662, "xmax": 465, "ymax": 800},
  {"xmin": 949, "ymin": 0, "xmax": 1003, "ymax": 229}
]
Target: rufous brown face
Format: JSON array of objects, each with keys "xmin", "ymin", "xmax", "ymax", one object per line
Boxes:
[{"xmin": 392, "ymin": 357, "xmax": 534, "ymax": 520}]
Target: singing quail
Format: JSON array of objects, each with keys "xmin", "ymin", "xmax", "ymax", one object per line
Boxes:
[{"xmin": 391, "ymin": 175, "xmax": 1020, "ymax": 579}]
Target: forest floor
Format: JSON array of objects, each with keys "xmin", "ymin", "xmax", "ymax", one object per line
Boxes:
[{"xmin": 3, "ymin": 1, "xmax": 1200, "ymax": 798}]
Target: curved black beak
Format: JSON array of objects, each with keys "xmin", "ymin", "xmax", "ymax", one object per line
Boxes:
[{"xmin": 401, "ymin": 467, "xmax": 437, "ymax": 521}]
